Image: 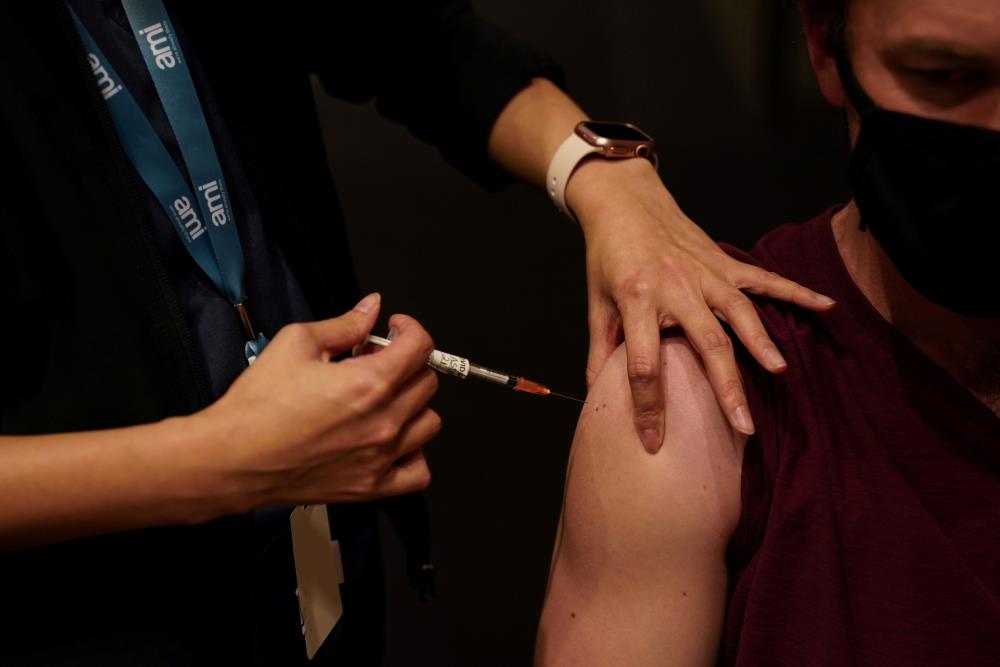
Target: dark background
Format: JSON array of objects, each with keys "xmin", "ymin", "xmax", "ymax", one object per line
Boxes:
[{"xmin": 311, "ymin": 1, "xmax": 849, "ymax": 664}]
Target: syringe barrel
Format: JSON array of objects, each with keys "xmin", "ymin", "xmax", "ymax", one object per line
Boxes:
[
  {"xmin": 468, "ymin": 363, "xmax": 515, "ymax": 388},
  {"xmin": 427, "ymin": 349, "xmax": 472, "ymax": 379},
  {"xmin": 367, "ymin": 335, "xmax": 518, "ymax": 388}
]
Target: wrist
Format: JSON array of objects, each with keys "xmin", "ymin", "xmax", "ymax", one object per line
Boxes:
[
  {"xmin": 565, "ymin": 157, "xmax": 660, "ymax": 231},
  {"xmin": 151, "ymin": 410, "xmax": 255, "ymax": 524}
]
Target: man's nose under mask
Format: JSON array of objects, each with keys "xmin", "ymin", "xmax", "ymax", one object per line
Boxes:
[{"xmin": 838, "ymin": 54, "xmax": 1000, "ymax": 318}]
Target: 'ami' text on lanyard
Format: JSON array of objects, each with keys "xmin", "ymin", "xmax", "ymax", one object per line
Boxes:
[{"xmin": 67, "ymin": 0, "xmax": 269, "ymax": 364}]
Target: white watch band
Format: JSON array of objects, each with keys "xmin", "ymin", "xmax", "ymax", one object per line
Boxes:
[{"xmin": 546, "ymin": 133, "xmax": 601, "ymax": 223}]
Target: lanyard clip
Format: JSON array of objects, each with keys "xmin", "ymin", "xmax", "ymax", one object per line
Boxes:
[{"xmin": 235, "ymin": 302, "xmax": 257, "ymax": 341}]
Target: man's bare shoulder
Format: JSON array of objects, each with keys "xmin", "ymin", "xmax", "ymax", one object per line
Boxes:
[
  {"xmin": 568, "ymin": 337, "xmax": 744, "ymax": 546},
  {"xmin": 536, "ymin": 337, "xmax": 745, "ymax": 667}
]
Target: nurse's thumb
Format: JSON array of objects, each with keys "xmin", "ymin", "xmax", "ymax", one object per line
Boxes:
[{"xmin": 308, "ymin": 293, "xmax": 381, "ymax": 354}]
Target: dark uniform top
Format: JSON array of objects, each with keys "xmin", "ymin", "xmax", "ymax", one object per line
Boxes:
[{"xmin": 0, "ymin": 0, "xmax": 560, "ymax": 664}]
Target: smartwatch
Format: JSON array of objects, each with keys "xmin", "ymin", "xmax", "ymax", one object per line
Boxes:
[{"xmin": 546, "ymin": 121, "xmax": 658, "ymax": 222}]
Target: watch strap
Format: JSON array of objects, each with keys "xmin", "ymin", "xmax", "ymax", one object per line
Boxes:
[{"xmin": 546, "ymin": 133, "xmax": 601, "ymax": 222}]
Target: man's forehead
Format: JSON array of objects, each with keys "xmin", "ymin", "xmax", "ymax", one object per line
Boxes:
[{"xmin": 856, "ymin": 0, "xmax": 1000, "ymax": 60}]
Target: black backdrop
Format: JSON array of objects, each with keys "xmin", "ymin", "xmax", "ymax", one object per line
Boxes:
[{"xmin": 311, "ymin": 1, "xmax": 849, "ymax": 664}]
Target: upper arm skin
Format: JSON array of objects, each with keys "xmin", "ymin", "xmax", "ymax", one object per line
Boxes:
[{"xmin": 536, "ymin": 338, "xmax": 745, "ymax": 667}]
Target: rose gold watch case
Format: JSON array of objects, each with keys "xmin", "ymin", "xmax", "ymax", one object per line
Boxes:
[{"xmin": 575, "ymin": 121, "xmax": 658, "ymax": 165}]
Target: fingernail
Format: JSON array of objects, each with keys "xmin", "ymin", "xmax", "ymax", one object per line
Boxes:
[
  {"xmin": 641, "ymin": 428, "xmax": 662, "ymax": 453},
  {"xmin": 817, "ymin": 294, "xmax": 836, "ymax": 307},
  {"xmin": 354, "ymin": 293, "xmax": 380, "ymax": 314},
  {"xmin": 387, "ymin": 327, "xmax": 399, "ymax": 341},
  {"xmin": 733, "ymin": 406, "xmax": 755, "ymax": 435},
  {"xmin": 763, "ymin": 347, "xmax": 787, "ymax": 371}
]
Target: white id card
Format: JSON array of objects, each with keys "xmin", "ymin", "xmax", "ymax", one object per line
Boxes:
[{"xmin": 290, "ymin": 505, "xmax": 344, "ymax": 660}]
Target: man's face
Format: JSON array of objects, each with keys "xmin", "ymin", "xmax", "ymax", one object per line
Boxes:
[{"xmin": 847, "ymin": 0, "xmax": 1000, "ymax": 130}]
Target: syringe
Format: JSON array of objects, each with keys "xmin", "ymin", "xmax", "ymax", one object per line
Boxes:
[{"xmin": 364, "ymin": 334, "xmax": 584, "ymax": 403}]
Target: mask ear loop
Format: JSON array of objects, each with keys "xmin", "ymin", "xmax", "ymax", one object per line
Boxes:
[{"xmin": 834, "ymin": 51, "xmax": 878, "ymax": 116}]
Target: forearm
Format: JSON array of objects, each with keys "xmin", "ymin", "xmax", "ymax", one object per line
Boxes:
[
  {"xmin": 0, "ymin": 414, "xmax": 236, "ymax": 552},
  {"xmin": 487, "ymin": 78, "xmax": 588, "ymax": 188}
]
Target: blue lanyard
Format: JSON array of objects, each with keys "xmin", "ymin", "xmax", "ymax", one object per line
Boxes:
[{"xmin": 68, "ymin": 2, "xmax": 268, "ymax": 363}]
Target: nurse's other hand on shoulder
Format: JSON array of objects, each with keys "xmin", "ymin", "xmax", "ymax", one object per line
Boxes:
[
  {"xmin": 566, "ymin": 158, "xmax": 836, "ymax": 453},
  {"xmin": 197, "ymin": 293, "xmax": 440, "ymax": 510}
]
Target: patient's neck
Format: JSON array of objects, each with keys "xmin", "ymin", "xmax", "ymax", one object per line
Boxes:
[{"xmin": 833, "ymin": 202, "xmax": 1000, "ymax": 416}]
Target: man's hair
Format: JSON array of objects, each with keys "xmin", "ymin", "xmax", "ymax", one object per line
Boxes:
[{"xmin": 800, "ymin": 0, "xmax": 848, "ymax": 49}]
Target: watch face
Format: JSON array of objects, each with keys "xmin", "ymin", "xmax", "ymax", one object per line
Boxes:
[{"xmin": 580, "ymin": 121, "xmax": 651, "ymax": 142}]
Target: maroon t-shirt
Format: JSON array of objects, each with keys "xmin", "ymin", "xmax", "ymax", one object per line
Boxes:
[{"xmin": 719, "ymin": 210, "xmax": 1000, "ymax": 666}]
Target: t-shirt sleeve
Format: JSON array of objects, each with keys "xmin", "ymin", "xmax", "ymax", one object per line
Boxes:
[
  {"xmin": 719, "ymin": 243, "xmax": 789, "ymax": 575},
  {"xmin": 299, "ymin": 0, "xmax": 564, "ymax": 191}
]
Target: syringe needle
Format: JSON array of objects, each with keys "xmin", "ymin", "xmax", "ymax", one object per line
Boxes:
[
  {"xmin": 548, "ymin": 391, "xmax": 587, "ymax": 404},
  {"xmin": 513, "ymin": 377, "xmax": 586, "ymax": 404}
]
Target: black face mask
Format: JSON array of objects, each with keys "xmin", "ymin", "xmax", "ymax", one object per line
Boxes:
[{"xmin": 837, "ymin": 55, "xmax": 1000, "ymax": 318}]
